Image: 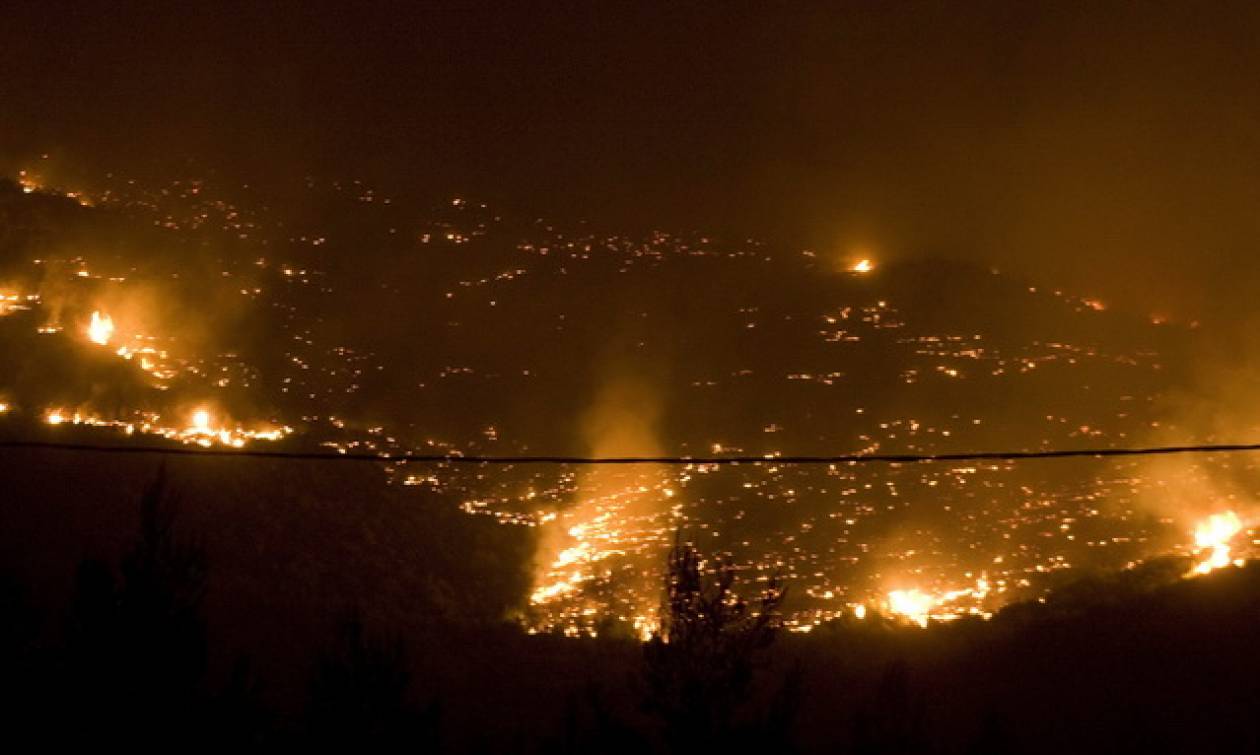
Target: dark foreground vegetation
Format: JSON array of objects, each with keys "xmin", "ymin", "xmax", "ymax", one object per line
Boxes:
[{"xmin": 2, "ymin": 452, "xmax": 1259, "ymax": 753}]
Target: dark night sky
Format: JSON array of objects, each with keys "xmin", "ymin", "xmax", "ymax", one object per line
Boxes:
[{"xmin": 5, "ymin": 1, "xmax": 1260, "ymax": 318}]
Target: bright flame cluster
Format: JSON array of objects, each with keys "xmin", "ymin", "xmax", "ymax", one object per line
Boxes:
[
  {"xmin": 886, "ymin": 589, "xmax": 935, "ymax": 628},
  {"xmin": 527, "ymin": 475, "xmax": 676, "ymax": 639},
  {"xmin": 1190, "ymin": 512, "xmax": 1244, "ymax": 576},
  {"xmin": 87, "ymin": 311, "xmax": 115, "ymax": 345},
  {"xmin": 44, "ymin": 407, "xmax": 289, "ymax": 448},
  {"xmin": 81, "ymin": 311, "xmax": 182, "ymax": 383},
  {"xmin": 883, "ymin": 576, "xmax": 992, "ymax": 628}
]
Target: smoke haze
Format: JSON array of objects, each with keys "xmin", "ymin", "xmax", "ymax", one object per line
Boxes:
[{"xmin": 4, "ymin": 2, "xmax": 1260, "ymax": 323}]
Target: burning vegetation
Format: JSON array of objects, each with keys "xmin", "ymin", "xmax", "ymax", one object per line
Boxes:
[
  {"xmin": 87, "ymin": 310, "xmax": 114, "ymax": 345},
  {"xmin": 0, "ymin": 168, "xmax": 1258, "ymax": 639},
  {"xmin": 1190, "ymin": 511, "xmax": 1245, "ymax": 576}
]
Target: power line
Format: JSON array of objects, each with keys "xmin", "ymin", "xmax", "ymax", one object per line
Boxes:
[{"xmin": 3, "ymin": 438, "xmax": 1260, "ymax": 464}]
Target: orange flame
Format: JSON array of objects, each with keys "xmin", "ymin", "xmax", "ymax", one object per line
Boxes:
[
  {"xmin": 87, "ymin": 311, "xmax": 114, "ymax": 346},
  {"xmin": 1190, "ymin": 512, "xmax": 1243, "ymax": 576}
]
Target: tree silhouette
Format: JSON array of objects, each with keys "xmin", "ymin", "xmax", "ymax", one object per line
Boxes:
[
  {"xmin": 306, "ymin": 609, "xmax": 439, "ymax": 748},
  {"xmin": 0, "ymin": 571, "xmax": 41, "ymax": 738},
  {"xmin": 119, "ymin": 467, "xmax": 209, "ymax": 694},
  {"xmin": 852, "ymin": 660, "xmax": 928, "ymax": 755},
  {"xmin": 641, "ymin": 531, "xmax": 789, "ymax": 752},
  {"xmin": 208, "ymin": 655, "xmax": 270, "ymax": 747},
  {"xmin": 547, "ymin": 680, "xmax": 647, "ymax": 755},
  {"xmin": 64, "ymin": 467, "xmax": 209, "ymax": 743}
]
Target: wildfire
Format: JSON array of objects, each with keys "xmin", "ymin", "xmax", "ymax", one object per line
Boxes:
[
  {"xmin": 884, "ymin": 576, "xmax": 993, "ymax": 628},
  {"xmin": 632, "ymin": 615, "xmax": 658, "ymax": 642},
  {"xmin": 886, "ymin": 589, "xmax": 934, "ymax": 627},
  {"xmin": 42, "ymin": 405, "xmax": 288, "ymax": 448},
  {"xmin": 0, "ymin": 292, "xmax": 34, "ymax": 316},
  {"xmin": 17, "ymin": 170, "xmax": 38, "ymax": 194},
  {"xmin": 527, "ymin": 467, "xmax": 677, "ymax": 637},
  {"xmin": 1190, "ymin": 512, "xmax": 1244, "ymax": 576},
  {"xmin": 181, "ymin": 407, "xmax": 289, "ymax": 448},
  {"xmin": 114, "ymin": 341, "xmax": 178, "ymax": 382},
  {"xmin": 87, "ymin": 311, "xmax": 115, "ymax": 345},
  {"xmin": 849, "ymin": 258, "xmax": 875, "ymax": 274}
]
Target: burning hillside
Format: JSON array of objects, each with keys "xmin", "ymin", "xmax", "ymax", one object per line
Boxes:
[{"xmin": 1, "ymin": 170, "xmax": 1257, "ymax": 637}]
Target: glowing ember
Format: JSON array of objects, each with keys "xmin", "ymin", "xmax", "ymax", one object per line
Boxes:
[
  {"xmin": 87, "ymin": 311, "xmax": 115, "ymax": 345},
  {"xmin": 17, "ymin": 171, "xmax": 37, "ymax": 194},
  {"xmin": 0, "ymin": 292, "xmax": 34, "ymax": 316},
  {"xmin": 1190, "ymin": 512, "xmax": 1244, "ymax": 576},
  {"xmin": 632, "ymin": 615, "xmax": 657, "ymax": 642}
]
